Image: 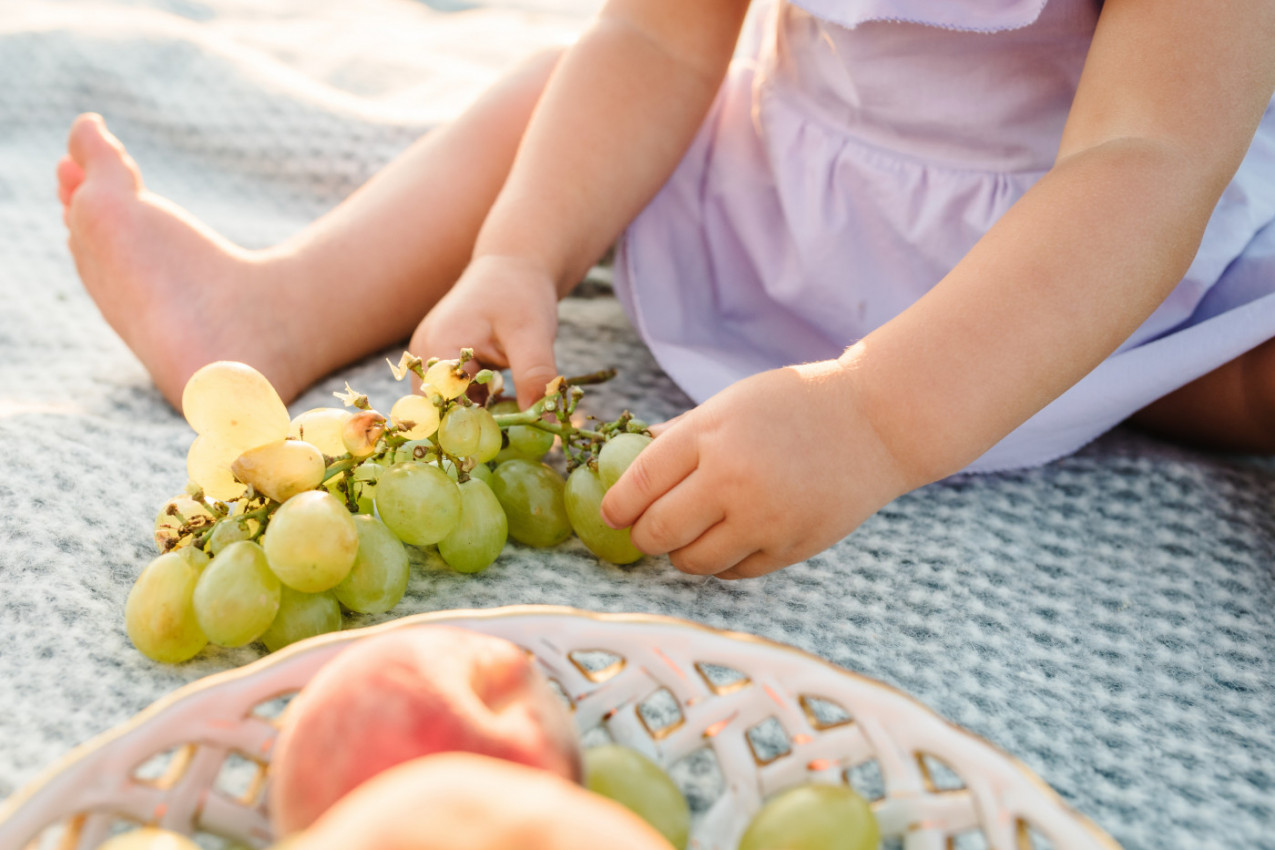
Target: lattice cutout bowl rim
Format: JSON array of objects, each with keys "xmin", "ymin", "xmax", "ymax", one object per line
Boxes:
[{"xmin": 0, "ymin": 605, "xmax": 1121, "ymax": 850}]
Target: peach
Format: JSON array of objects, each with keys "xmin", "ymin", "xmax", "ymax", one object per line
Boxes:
[
  {"xmin": 268, "ymin": 626, "xmax": 582, "ymax": 837},
  {"xmin": 274, "ymin": 753, "xmax": 675, "ymax": 850}
]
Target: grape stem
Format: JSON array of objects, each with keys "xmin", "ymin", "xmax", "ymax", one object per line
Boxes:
[
  {"xmin": 492, "ymin": 391, "xmax": 607, "ymax": 441},
  {"xmin": 321, "ymin": 456, "xmax": 358, "ymax": 483},
  {"xmin": 564, "ymin": 368, "xmax": 618, "ymax": 387},
  {"xmin": 192, "ymin": 501, "xmax": 276, "ymax": 550}
]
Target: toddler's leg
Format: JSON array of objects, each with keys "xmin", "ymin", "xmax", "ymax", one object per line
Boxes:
[
  {"xmin": 57, "ymin": 49, "xmax": 561, "ymax": 410},
  {"xmin": 1127, "ymin": 337, "xmax": 1275, "ymax": 453}
]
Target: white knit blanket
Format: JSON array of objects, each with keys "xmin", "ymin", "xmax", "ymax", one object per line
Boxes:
[{"xmin": 1, "ymin": 2, "xmax": 1274, "ymax": 848}]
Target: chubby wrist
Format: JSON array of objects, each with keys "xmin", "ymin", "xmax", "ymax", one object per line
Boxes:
[
  {"xmin": 473, "ymin": 205, "xmax": 589, "ymax": 298},
  {"xmin": 832, "ymin": 344, "xmax": 971, "ymax": 489},
  {"xmin": 464, "ymin": 253, "xmax": 562, "ymax": 300}
]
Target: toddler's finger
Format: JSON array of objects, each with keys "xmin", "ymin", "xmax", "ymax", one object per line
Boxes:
[
  {"xmin": 645, "ymin": 412, "xmax": 687, "ymax": 437},
  {"xmin": 504, "ymin": 329, "xmax": 558, "ymax": 409},
  {"xmin": 667, "ymin": 520, "xmax": 758, "ymax": 577},
  {"xmin": 626, "ymin": 472, "xmax": 723, "ymax": 556},
  {"xmin": 600, "ymin": 418, "xmax": 698, "ymax": 529},
  {"xmin": 713, "ymin": 549, "xmax": 787, "ymax": 580}
]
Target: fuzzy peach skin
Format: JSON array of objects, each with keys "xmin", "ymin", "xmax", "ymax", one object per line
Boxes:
[
  {"xmin": 273, "ymin": 753, "xmax": 675, "ymax": 850},
  {"xmin": 267, "ymin": 626, "xmax": 583, "ymax": 837}
]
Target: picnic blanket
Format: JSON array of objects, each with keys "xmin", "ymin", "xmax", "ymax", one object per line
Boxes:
[{"xmin": 1, "ymin": 1, "xmax": 1273, "ymax": 848}]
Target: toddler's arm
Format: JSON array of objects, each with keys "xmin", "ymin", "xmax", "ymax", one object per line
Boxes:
[
  {"xmin": 602, "ymin": 0, "xmax": 1275, "ymax": 578},
  {"xmin": 848, "ymin": 0, "xmax": 1275, "ymax": 485},
  {"xmin": 414, "ymin": 0, "xmax": 751, "ymax": 405}
]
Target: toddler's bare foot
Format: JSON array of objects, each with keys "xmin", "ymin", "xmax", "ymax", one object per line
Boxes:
[{"xmin": 58, "ymin": 113, "xmax": 309, "ymax": 410}]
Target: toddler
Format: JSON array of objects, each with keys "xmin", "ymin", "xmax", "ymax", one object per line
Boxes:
[{"xmin": 57, "ymin": 0, "xmax": 1275, "ymax": 579}]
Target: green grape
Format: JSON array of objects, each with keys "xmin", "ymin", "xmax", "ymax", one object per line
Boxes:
[
  {"xmin": 181, "ymin": 361, "xmax": 289, "ymax": 450},
  {"xmin": 564, "ymin": 466, "xmax": 643, "ymax": 564},
  {"xmin": 737, "ymin": 783, "xmax": 880, "ymax": 850},
  {"xmin": 489, "ymin": 459, "xmax": 572, "ymax": 548},
  {"xmin": 154, "ymin": 495, "xmax": 214, "ymax": 552},
  {"xmin": 390, "ymin": 394, "xmax": 441, "ymax": 441},
  {"xmin": 334, "ymin": 515, "xmax": 410, "ymax": 614},
  {"xmin": 598, "ymin": 432, "xmax": 653, "ymax": 491},
  {"xmin": 327, "ymin": 461, "xmax": 380, "ymax": 513},
  {"xmin": 491, "ymin": 399, "xmax": 555, "ymax": 461},
  {"xmin": 438, "ymin": 407, "xmax": 497, "ymax": 461},
  {"xmin": 508, "ymin": 422, "xmax": 555, "ymax": 460},
  {"xmin": 374, "ymin": 462, "xmax": 462, "ymax": 546},
  {"xmin": 583, "ymin": 745, "xmax": 690, "ymax": 850},
  {"xmin": 438, "ymin": 405, "xmax": 501, "ymax": 460},
  {"xmin": 259, "ymin": 586, "xmax": 342, "ymax": 653},
  {"xmin": 207, "ymin": 501, "xmax": 261, "ymax": 555},
  {"xmin": 187, "ymin": 434, "xmax": 247, "ymax": 501},
  {"xmin": 289, "ymin": 407, "xmax": 352, "ymax": 457},
  {"xmin": 438, "ymin": 478, "xmax": 508, "ymax": 573},
  {"xmin": 472, "ymin": 408, "xmax": 504, "ymax": 463},
  {"xmin": 468, "ymin": 462, "xmax": 494, "ymax": 485},
  {"xmin": 425, "ymin": 358, "xmax": 470, "ymax": 400},
  {"xmin": 124, "ymin": 548, "xmax": 210, "ymax": 664},
  {"xmin": 192, "ymin": 540, "xmax": 282, "ymax": 647},
  {"xmin": 261, "ymin": 491, "xmax": 359, "ymax": 592},
  {"xmin": 230, "ymin": 439, "xmax": 326, "ymax": 503}
]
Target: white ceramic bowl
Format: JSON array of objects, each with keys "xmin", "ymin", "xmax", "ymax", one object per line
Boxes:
[{"xmin": 0, "ymin": 606, "xmax": 1120, "ymax": 850}]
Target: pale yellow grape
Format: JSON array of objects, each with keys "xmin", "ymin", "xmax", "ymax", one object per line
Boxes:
[
  {"xmin": 262, "ymin": 491, "xmax": 359, "ymax": 592},
  {"xmin": 153, "ymin": 495, "xmax": 214, "ymax": 551},
  {"xmin": 334, "ymin": 515, "xmax": 410, "ymax": 614},
  {"xmin": 260, "ymin": 586, "xmax": 342, "ymax": 652},
  {"xmin": 342, "ymin": 410, "xmax": 387, "ymax": 459},
  {"xmin": 181, "ymin": 361, "xmax": 289, "ymax": 449},
  {"xmin": 289, "ymin": 407, "xmax": 353, "ymax": 457},
  {"xmin": 192, "ymin": 540, "xmax": 282, "ymax": 648},
  {"xmin": 389, "ymin": 393, "xmax": 441, "ymax": 440},
  {"xmin": 425, "ymin": 359, "xmax": 470, "ymax": 399},
  {"xmin": 230, "ymin": 439, "xmax": 326, "ymax": 503},
  {"xmin": 124, "ymin": 548, "xmax": 209, "ymax": 664},
  {"xmin": 187, "ymin": 434, "xmax": 247, "ymax": 500},
  {"xmin": 99, "ymin": 828, "xmax": 201, "ymax": 850}
]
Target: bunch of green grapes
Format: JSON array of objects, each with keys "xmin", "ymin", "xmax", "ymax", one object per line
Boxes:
[{"xmin": 126, "ymin": 351, "xmax": 655, "ymax": 665}]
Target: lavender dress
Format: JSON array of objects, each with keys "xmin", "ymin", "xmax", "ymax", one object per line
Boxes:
[{"xmin": 611, "ymin": 0, "xmax": 1275, "ymax": 472}]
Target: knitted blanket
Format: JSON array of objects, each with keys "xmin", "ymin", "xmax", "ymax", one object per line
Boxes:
[{"xmin": 1, "ymin": 2, "xmax": 1273, "ymax": 848}]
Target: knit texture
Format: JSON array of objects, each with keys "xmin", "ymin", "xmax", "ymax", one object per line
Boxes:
[{"xmin": 1, "ymin": 2, "xmax": 1273, "ymax": 848}]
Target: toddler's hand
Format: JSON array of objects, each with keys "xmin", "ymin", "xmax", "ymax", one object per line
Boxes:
[
  {"xmin": 411, "ymin": 255, "xmax": 561, "ymax": 408},
  {"xmin": 600, "ymin": 361, "xmax": 912, "ymax": 579}
]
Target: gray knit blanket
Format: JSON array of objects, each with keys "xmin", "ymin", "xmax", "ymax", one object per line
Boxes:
[{"xmin": 1, "ymin": 2, "xmax": 1273, "ymax": 848}]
